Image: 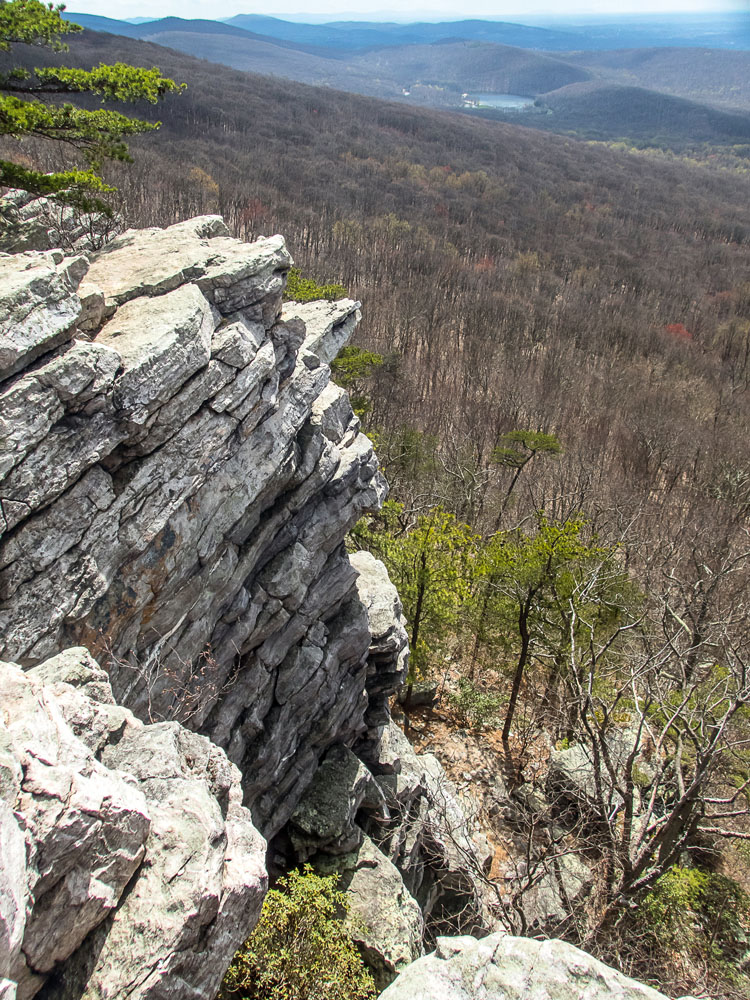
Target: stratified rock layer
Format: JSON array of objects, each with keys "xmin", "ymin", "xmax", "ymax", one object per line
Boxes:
[
  {"xmin": 0, "ymin": 216, "xmax": 386, "ymax": 836},
  {"xmin": 0, "ymin": 647, "xmax": 266, "ymax": 1000},
  {"xmin": 379, "ymin": 934, "xmax": 672, "ymax": 1000}
]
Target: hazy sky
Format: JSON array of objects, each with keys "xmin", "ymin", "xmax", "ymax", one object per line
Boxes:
[{"xmin": 66, "ymin": 0, "xmax": 749, "ymax": 23}]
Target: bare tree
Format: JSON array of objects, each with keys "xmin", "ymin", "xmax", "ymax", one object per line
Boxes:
[{"xmin": 553, "ymin": 546, "xmax": 750, "ymax": 948}]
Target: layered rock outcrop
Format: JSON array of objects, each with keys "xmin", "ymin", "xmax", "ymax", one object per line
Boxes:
[
  {"xmin": 0, "ymin": 647, "xmax": 266, "ymax": 1000},
  {"xmin": 0, "ymin": 209, "xmax": 496, "ymax": 995},
  {"xmin": 0, "ymin": 214, "xmax": 385, "ymax": 837}
]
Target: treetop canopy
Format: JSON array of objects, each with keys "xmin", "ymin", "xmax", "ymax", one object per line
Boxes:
[{"xmin": 0, "ymin": 0, "xmax": 182, "ymax": 211}]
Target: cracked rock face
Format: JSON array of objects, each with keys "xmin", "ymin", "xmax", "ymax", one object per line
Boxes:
[
  {"xmin": 378, "ymin": 934, "xmax": 672, "ymax": 1000},
  {"xmin": 0, "ymin": 647, "xmax": 266, "ymax": 1000},
  {"xmin": 0, "ymin": 214, "xmax": 387, "ymax": 837},
  {"xmin": 317, "ymin": 834, "xmax": 425, "ymax": 992}
]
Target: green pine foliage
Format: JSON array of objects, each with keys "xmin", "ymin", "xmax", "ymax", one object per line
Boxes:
[
  {"xmin": 355, "ymin": 502, "xmax": 478, "ymax": 680},
  {"xmin": 283, "ymin": 266, "xmax": 347, "ymax": 302},
  {"xmin": 330, "ymin": 345, "xmax": 384, "ymax": 425},
  {"xmin": 0, "ymin": 0, "xmax": 181, "ymax": 210},
  {"xmin": 492, "ymin": 430, "xmax": 562, "ymax": 470},
  {"xmin": 220, "ymin": 867, "xmax": 376, "ymax": 1000}
]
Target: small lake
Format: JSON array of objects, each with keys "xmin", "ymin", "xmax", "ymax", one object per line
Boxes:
[{"xmin": 464, "ymin": 93, "xmax": 535, "ymax": 110}]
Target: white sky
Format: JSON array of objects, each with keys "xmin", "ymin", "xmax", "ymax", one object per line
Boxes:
[{"xmin": 67, "ymin": 0, "xmax": 749, "ymax": 23}]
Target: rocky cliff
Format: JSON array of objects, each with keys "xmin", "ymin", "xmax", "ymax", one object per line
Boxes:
[
  {"xmin": 0, "ymin": 205, "xmax": 492, "ymax": 998},
  {"xmin": 0, "ymin": 204, "xmax": 678, "ymax": 1000},
  {"xmin": 0, "ymin": 213, "xmax": 385, "ymax": 836}
]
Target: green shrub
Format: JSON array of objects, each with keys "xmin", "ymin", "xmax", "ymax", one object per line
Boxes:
[
  {"xmin": 220, "ymin": 867, "xmax": 376, "ymax": 1000},
  {"xmin": 449, "ymin": 677, "xmax": 504, "ymax": 729},
  {"xmin": 284, "ymin": 267, "xmax": 347, "ymax": 302},
  {"xmin": 637, "ymin": 865, "xmax": 750, "ymax": 987},
  {"xmin": 639, "ymin": 865, "xmax": 709, "ymax": 948}
]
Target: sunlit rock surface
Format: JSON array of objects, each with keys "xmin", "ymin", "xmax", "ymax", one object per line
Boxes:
[
  {"xmin": 0, "ymin": 215, "xmax": 386, "ymax": 836},
  {"xmin": 379, "ymin": 934, "xmax": 674, "ymax": 1000},
  {"xmin": 0, "ymin": 647, "xmax": 266, "ymax": 1000}
]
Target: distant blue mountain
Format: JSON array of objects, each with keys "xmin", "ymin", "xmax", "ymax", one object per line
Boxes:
[
  {"xmin": 62, "ymin": 13, "xmax": 143, "ymax": 37},
  {"xmin": 63, "ymin": 12, "xmax": 750, "ymax": 54},
  {"xmin": 63, "ymin": 13, "xmax": 339, "ymax": 56},
  {"xmin": 220, "ymin": 15, "xmax": 587, "ymax": 52},
  {"xmin": 521, "ymin": 11, "xmax": 750, "ymax": 50}
]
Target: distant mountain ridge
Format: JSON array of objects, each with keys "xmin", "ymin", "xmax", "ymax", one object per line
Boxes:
[
  {"xmin": 221, "ymin": 12, "xmax": 750, "ymax": 51},
  {"xmin": 65, "ymin": 11, "xmax": 750, "ymax": 54},
  {"xmin": 220, "ymin": 14, "xmax": 585, "ymax": 52},
  {"xmin": 62, "ymin": 13, "xmax": 346, "ymax": 58},
  {"xmin": 60, "ymin": 11, "xmax": 750, "ymax": 149}
]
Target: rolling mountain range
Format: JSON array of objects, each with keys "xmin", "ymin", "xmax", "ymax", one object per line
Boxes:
[
  {"xmin": 66, "ymin": 10, "xmax": 750, "ymax": 53},
  {"xmin": 61, "ymin": 11, "xmax": 750, "ymax": 149},
  {"xmin": 562, "ymin": 47, "xmax": 750, "ymax": 112}
]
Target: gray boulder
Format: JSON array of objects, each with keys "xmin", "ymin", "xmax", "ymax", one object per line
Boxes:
[
  {"xmin": 317, "ymin": 834, "xmax": 424, "ymax": 991},
  {"xmin": 0, "ymin": 647, "xmax": 266, "ymax": 1000},
  {"xmin": 547, "ymin": 729, "xmax": 655, "ymax": 823},
  {"xmin": 282, "ymin": 299, "xmax": 361, "ymax": 365},
  {"xmin": 379, "ymin": 933, "xmax": 671, "ymax": 1000}
]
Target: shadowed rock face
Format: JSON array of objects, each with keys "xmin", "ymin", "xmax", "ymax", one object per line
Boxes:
[
  {"xmin": 0, "ymin": 191, "xmax": 121, "ymax": 256},
  {"xmin": 0, "ymin": 647, "xmax": 267, "ymax": 1000},
  {"xmin": 0, "ymin": 214, "xmax": 387, "ymax": 837}
]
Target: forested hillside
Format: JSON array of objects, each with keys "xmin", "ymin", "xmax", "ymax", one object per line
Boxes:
[
  {"xmin": 563, "ymin": 47, "xmax": 750, "ymax": 112},
  {"xmin": 8, "ymin": 26, "xmax": 750, "ymax": 564},
  {"xmin": 513, "ymin": 80, "xmax": 750, "ymax": 146},
  {"xmin": 5, "ymin": 27, "xmax": 750, "ymax": 996}
]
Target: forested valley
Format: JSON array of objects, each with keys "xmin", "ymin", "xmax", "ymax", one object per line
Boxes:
[{"xmin": 4, "ymin": 25, "xmax": 750, "ymax": 998}]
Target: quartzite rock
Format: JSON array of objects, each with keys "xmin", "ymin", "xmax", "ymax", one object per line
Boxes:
[
  {"xmin": 0, "ymin": 647, "xmax": 266, "ymax": 1000},
  {"xmin": 317, "ymin": 834, "xmax": 424, "ymax": 991},
  {"xmin": 0, "ymin": 214, "xmax": 386, "ymax": 843},
  {"xmin": 350, "ymin": 551, "xmax": 410, "ymax": 758},
  {"xmin": 379, "ymin": 934, "xmax": 673, "ymax": 1000},
  {"xmin": 0, "ymin": 250, "xmax": 86, "ymax": 382}
]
